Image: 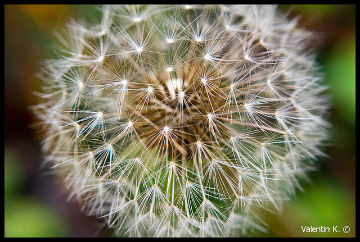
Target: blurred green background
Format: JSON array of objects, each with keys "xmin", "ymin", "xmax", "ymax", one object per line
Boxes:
[{"xmin": 4, "ymin": 4, "xmax": 355, "ymax": 237}]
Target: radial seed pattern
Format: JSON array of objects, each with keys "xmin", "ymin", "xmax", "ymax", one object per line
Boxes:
[{"xmin": 34, "ymin": 5, "xmax": 329, "ymax": 237}]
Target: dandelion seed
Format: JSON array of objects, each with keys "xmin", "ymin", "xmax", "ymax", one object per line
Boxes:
[
  {"xmin": 201, "ymin": 78, "xmax": 208, "ymax": 85},
  {"xmin": 163, "ymin": 126, "xmax": 170, "ymax": 134},
  {"xmin": 207, "ymin": 113, "xmax": 214, "ymax": 120},
  {"xmin": 97, "ymin": 55, "xmax": 104, "ymax": 63},
  {"xmin": 78, "ymin": 81, "xmax": 84, "ymax": 90},
  {"xmin": 135, "ymin": 46, "xmax": 143, "ymax": 53},
  {"xmin": 204, "ymin": 53, "xmax": 212, "ymax": 61},
  {"xmin": 178, "ymin": 91, "xmax": 185, "ymax": 99},
  {"xmin": 121, "ymin": 79, "xmax": 128, "ymax": 86},
  {"xmin": 147, "ymin": 86, "xmax": 153, "ymax": 93},
  {"xmin": 133, "ymin": 16, "xmax": 142, "ymax": 23},
  {"xmin": 195, "ymin": 36, "xmax": 202, "ymax": 42},
  {"xmin": 166, "ymin": 38, "xmax": 174, "ymax": 44}
]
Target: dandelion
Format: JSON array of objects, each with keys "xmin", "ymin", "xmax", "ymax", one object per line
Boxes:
[{"xmin": 33, "ymin": 5, "xmax": 329, "ymax": 237}]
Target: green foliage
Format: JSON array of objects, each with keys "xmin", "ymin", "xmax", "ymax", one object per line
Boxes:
[
  {"xmin": 286, "ymin": 177, "xmax": 355, "ymax": 237},
  {"xmin": 5, "ymin": 150, "xmax": 68, "ymax": 237},
  {"xmin": 325, "ymin": 34, "xmax": 355, "ymax": 124},
  {"xmin": 5, "ymin": 198, "xmax": 68, "ymax": 237},
  {"xmin": 4, "ymin": 152, "xmax": 25, "ymax": 196}
]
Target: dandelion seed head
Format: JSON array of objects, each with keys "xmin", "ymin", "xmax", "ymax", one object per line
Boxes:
[{"xmin": 34, "ymin": 4, "xmax": 329, "ymax": 237}]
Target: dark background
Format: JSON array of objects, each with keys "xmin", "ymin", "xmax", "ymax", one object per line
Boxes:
[{"xmin": 4, "ymin": 5, "xmax": 355, "ymax": 237}]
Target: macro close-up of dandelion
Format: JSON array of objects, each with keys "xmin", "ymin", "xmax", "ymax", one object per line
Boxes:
[
  {"xmin": 32, "ymin": 5, "xmax": 329, "ymax": 237},
  {"xmin": 5, "ymin": 4, "xmax": 355, "ymax": 238}
]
